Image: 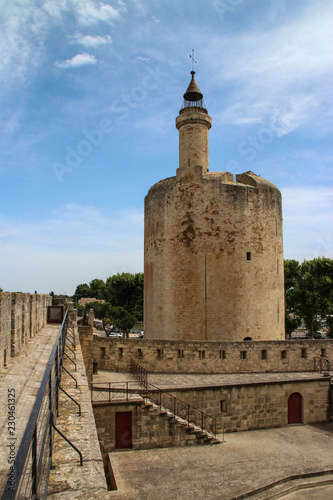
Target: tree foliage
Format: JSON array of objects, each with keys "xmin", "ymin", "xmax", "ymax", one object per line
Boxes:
[
  {"xmin": 284, "ymin": 257, "xmax": 333, "ymax": 337},
  {"xmin": 74, "ymin": 283, "xmax": 92, "ymax": 300},
  {"xmin": 74, "ymin": 272, "xmax": 144, "ymax": 327}
]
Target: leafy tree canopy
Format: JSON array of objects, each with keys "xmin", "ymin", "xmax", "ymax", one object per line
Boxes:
[{"xmin": 284, "ymin": 257, "xmax": 333, "ymax": 337}]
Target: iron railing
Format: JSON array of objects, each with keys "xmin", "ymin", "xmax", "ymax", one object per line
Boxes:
[
  {"xmin": 130, "ymin": 358, "xmax": 148, "ymax": 388},
  {"xmin": 314, "ymin": 357, "xmax": 332, "ymax": 373},
  {"xmin": 1, "ymin": 310, "xmax": 82, "ymax": 500},
  {"xmin": 91, "ymin": 380, "xmax": 216, "ymax": 437}
]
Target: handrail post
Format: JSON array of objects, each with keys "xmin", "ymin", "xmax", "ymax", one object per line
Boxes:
[{"xmin": 31, "ymin": 425, "xmax": 38, "ymax": 499}]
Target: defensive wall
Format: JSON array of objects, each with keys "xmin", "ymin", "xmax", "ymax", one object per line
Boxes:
[
  {"xmin": 89, "ymin": 336, "xmax": 333, "ymax": 436},
  {"xmin": 164, "ymin": 377, "xmax": 331, "ymax": 432},
  {"xmin": 0, "ymin": 292, "xmax": 52, "ymax": 370},
  {"xmin": 91, "ymin": 337, "xmax": 333, "ymax": 374},
  {"xmin": 92, "ymin": 376, "xmax": 331, "ymax": 443}
]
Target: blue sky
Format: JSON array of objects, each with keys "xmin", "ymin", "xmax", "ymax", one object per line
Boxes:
[{"xmin": 0, "ymin": 0, "xmax": 332, "ymax": 295}]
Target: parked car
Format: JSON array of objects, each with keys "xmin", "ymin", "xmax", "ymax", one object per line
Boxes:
[{"xmin": 107, "ymin": 332, "xmax": 122, "ymax": 338}]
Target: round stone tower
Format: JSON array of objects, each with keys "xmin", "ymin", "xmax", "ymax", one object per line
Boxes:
[{"xmin": 144, "ymin": 71, "xmax": 285, "ymax": 342}]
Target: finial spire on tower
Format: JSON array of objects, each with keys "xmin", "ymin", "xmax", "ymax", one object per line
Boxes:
[{"xmin": 190, "ymin": 49, "xmax": 197, "ymax": 72}]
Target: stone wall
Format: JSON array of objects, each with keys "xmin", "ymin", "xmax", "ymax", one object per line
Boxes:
[
  {"xmin": 93, "ymin": 400, "xmax": 199, "ymax": 453},
  {"xmin": 0, "ymin": 292, "xmax": 52, "ymax": 370},
  {"xmin": 92, "ymin": 378, "xmax": 331, "ymax": 452},
  {"xmin": 166, "ymin": 378, "xmax": 331, "ymax": 432},
  {"xmin": 92, "ymin": 337, "xmax": 333, "ymax": 374},
  {"xmin": 78, "ymin": 326, "xmax": 94, "ymax": 383}
]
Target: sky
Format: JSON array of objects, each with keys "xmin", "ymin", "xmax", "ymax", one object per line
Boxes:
[{"xmin": 0, "ymin": 0, "xmax": 332, "ymax": 295}]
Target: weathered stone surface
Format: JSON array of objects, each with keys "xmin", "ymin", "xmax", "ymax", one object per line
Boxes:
[
  {"xmin": 109, "ymin": 424, "xmax": 333, "ymax": 500},
  {"xmin": 0, "ymin": 292, "xmax": 52, "ymax": 369},
  {"xmin": 92, "ymin": 336, "xmax": 333, "ymax": 374},
  {"xmin": 0, "ymin": 323, "xmax": 60, "ymax": 494},
  {"xmin": 47, "ymin": 324, "xmax": 107, "ymax": 498}
]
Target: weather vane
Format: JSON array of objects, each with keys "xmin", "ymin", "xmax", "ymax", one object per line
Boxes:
[{"xmin": 190, "ymin": 49, "xmax": 197, "ymax": 72}]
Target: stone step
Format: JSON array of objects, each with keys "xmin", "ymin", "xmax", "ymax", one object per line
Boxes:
[{"xmin": 143, "ymin": 397, "xmax": 221, "ymax": 446}]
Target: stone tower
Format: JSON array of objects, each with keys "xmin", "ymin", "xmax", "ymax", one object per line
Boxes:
[{"xmin": 144, "ymin": 70, "xmax": 285, "ymax": 342}]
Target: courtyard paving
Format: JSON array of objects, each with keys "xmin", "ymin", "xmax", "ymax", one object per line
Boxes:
[{"xmin": 109, "ymin": 423, "xmax": 333, "ymax": 500}]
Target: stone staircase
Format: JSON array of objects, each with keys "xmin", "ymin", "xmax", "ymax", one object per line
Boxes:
[{"xmin": 142, "ymin": 399, "xmax": 221, "ymax": 446}]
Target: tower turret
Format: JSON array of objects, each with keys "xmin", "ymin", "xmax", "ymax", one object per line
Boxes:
[{"xmin": 175, "ymin": 71, "xmax": 212, "ymax": 174}]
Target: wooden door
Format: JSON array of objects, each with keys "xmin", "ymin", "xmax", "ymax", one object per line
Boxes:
[
  {"xmin": 288, "ymin": 392, "xmax": 302, "ymax": 424},
  {"xmin": 115, "ymin": 411, "xmax": 132, "ymax": 449}
]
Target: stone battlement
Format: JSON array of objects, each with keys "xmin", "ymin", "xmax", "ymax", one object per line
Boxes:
[{"xmin": 92, "ymin": 337, "xmax": 333, "ymax": 374}]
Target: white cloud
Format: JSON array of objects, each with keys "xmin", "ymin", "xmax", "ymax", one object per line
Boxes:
[
  {"xmin": 136, "ymin": 56, "xmax": 151, "ymax": 62},
  {"xmin": 0, "ymin": 203, "xmax": 143, "ymax": 251},
  {"xmin": 72, "ymin": 0, "xmax": 121, "ymax": 25},
  {"xmin": 55, "ymin": 53, "xmax": 97, "ymax": 68},
  {"xmin": 70, "ymin": 33, "xmax": 112, "ymax": 46},
  {"xmin": 282, "ymin": 186, "xmax": 333, "ymax": 260},
  {"xmin": 205, "ymin": 2, "xmax": 333, "ymax": 135}
]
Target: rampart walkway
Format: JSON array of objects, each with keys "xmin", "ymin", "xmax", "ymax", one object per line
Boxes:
[{"xmin": 0, "ymin": 324, "xmax": 60, "ymax": 492}]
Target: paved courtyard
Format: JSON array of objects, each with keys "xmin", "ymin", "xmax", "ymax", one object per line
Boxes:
[{"xmin": 109, "ymin": 423, "xmax": 333, "ymax": 499}]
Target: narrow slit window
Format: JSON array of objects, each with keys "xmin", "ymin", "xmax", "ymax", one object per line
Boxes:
[
  {"xmin": 261, "ymin": 349, "xmax": 267, "ymax": 360},
  {"xmin": 281, "ymin": 350, "xmax": 287, "ymax": 359},
  {"xmin": 199, "ymin": 350, "xmax": 205, "ymax": 359},
  {"xmin": 100, "ymin": 347, "xmax": 106, "ymax": 359},
  {"xmin": 157, "ymin": 349, "xmax": 163, "ymax": 359},
  {"xmin": 118, "ymin": 347, "xmax": 123, "ymax": 358},
  {"xmin": 178, "ymin": 349, "xmax": 184, "ymax": 359},
  {"xmin": 220, "ymin": 400, "xmax": 227, "ymax": 413},
  {"xmin": 137, "ymin": 348, "xmax": 143, "ymax": 358},
  {"xmin": 247, "ymin": 252, "xmax": 251, "ymax": 261},
  {"xmin": 301, "ymin": 348, "xmax": 307, "ymax": 359},
  {"xmin": 240, "ymin": 351, "xmax": 247, "ymax": 360},
  {"xmin": 219, "ymin": 350, "xmax": 226, "ymax": 360}
]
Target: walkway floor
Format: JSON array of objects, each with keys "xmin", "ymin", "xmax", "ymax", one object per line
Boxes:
[
  {"xmin": 92, "ymin": 369, "xmax": 325, "ymax": 389},
  {"xmin": 0, "ymin": 324, "xmax": 60, "ymax": 492},
  {"xmin": 109, "ymin": 423, "xmax": 333, "ymax": 500}
]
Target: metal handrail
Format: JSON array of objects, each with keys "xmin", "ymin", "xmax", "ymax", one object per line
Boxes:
[
  {"xmin": 129, "ymin": 358, "xmax": 215, "ymax": 435},
  {"xmin": 91, "ymin": 379, "xmax": 217, "ymax": 437},
  {"xmin": 130, "ymin": 358, "xmax": 148, "ymax": 388},
  {"xmin": 1, "ymin": 309, "xmax": 82, "ymax": 500},
  {"xmin": 314, "ymin": 357, "xmax": 331, "ymax": 373}
]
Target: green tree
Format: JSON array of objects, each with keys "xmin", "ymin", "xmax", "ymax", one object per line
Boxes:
[
  {"xmin": 89, "ymin": 278, "xmax": 106, "ymax": 299},
  {"xmin": 74, "ymin": 283, "xmax": 92, "ymax": 301},
  {"xmin": 108, "ymin": 306, "xmax": 137, "ymax": 338},
  {"xmin": 295, "ymin": 258, "xmax": 333, "ymax": 337},
  {"xmin": 284, "ymin": 259, "xmax": 301, "ymax": 311},
  {"xmin": 105, "ymin": 272, "xmax": 143, "ymax": 320},
  {"xmin": 326, "ymin": 315, "xmax": 333, "ymax": 338},
  {"xmin": 284, "ymin": 259, "xmax": 301, "ymax": 337},
  {"xmin": 87, "ymin": 301, "xmax": 109, "ymax": 320}
]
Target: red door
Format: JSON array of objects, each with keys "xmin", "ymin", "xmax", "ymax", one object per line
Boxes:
[
  {"xmin": 115, "ymin": 411, "xmax": 132, "ymax": 449},
  {"xmin": 288, "ymin": 393, "xmax": 302, "ymax": 424}
]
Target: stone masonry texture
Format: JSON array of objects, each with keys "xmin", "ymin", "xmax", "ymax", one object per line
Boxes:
[
  {"xmin": 92, "ymin": 337, "xmax": 333, "ymax": 375},
  {"xmin": 0, "ymin": 292, "xmax": 52, "ymax": 370}
]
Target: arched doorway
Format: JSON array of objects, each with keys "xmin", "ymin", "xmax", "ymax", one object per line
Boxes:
[{"xmin": 288, "ymin": 392, "xmax": 302, "ymax": 424}]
